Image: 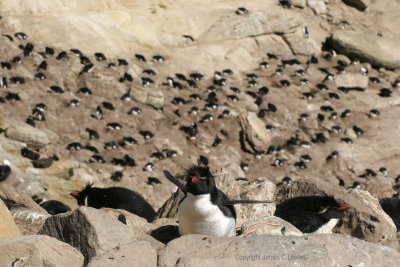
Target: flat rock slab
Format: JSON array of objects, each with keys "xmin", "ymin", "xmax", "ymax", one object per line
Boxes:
[
  {"xmin": 88, "ymin": 241, "xmax": 157, "ymax": 267},
  {"xmin": 159, "ymin": 234, "xmax": 400, "ymax": 267},
  {"xmin": 332, "ymin": 30, "xmax": 400, "ymax": 69},
  {"xmin": 335, "ymin": 73, "xmax": 369, "ymax": 89},
  {"xmin": 0, "ymin": 235, "xmax": 84, "ymax": 267}
]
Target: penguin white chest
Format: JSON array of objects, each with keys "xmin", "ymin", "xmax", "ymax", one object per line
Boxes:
[
  {"xmin": 178, "ymin": 193, "xmax": 236, "ymax": 237},
  {"xmin": 314, "ymin": 218, "xmax": 339, "ymax": 234}
]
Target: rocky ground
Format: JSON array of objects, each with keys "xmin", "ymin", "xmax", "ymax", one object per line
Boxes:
[{"xmin": 1, "ymin": 0, "xmax": 400, "ymax": 266}]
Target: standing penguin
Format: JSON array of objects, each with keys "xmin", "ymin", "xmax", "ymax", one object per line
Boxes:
[
  {"xmin": 70, "ymin": 184, "xmax": 156, "ymax": 222},
  {"xmin": 163, "ymin": 166, "xmax": 271, "ymax": 237},
  {"xmin": 274, "ymin": 196, "xmax": 350, "ymax": 234}
]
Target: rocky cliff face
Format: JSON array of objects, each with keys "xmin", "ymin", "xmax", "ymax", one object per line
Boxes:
[{"xmin": 1, "ymin": 0, "xmax": 400, "ymax": 266}]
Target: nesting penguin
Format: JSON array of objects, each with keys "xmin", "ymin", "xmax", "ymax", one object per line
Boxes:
[
  {"xmin": 0, "ymin": 160, "xmax": 11, "ymax": 182},
  {"xmin": 274, "ymin": 196, "xmax": 350, "ymax": 234},
  {"xmin": 379, "ymin": 198, "xmax": 400, "ymax": 232},
  {"xmin": 70, "ymin": 184, "xmax": 156, "ymax": 222},
  {"xmin": 40, "ymin": 200, "xmax": 71, "ymax": 215},
  {"xmin": 163, "ymin": 166, "xmax": 271, "ymax": 237}
]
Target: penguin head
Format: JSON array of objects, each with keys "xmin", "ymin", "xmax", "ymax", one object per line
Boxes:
[
  {"xmin": 70, "ymin": 184, "xmax": 93, "ymax": 206},
  {"xmin": 184, "ymin": 166, "xmax": 215, "ymax": 195},
  {"xmin": 316, "ymin": 196, "xmax": 350, "ymax": 220}
]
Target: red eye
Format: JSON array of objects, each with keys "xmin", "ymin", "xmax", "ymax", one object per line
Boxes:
[{"xmin": 192, "ymin": 176, "xmax": 199, "ymax": 183}]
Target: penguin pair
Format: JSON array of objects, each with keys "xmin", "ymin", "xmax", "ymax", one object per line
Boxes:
[
  {"xmin": 163, "ymin": 166, "xmax": 272, "ymax": 237},
  {"xmin": 274, "ymin": 196, "xmax": 350, "ymax": 234},
  {"xmin": 70, "ymin": 184, "xmax": 156, "ymax": 222}
]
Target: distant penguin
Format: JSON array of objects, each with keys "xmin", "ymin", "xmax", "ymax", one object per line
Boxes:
[
  {"xmin": 274, "ymin": 196, "xmax": 350, "ymax": 234},
  {"xmin": 163, "ymin": 166, "xmax": 271, "ymax": 237},
  {"xmin": 0, "ymin": 160, "xmax": 11, "ymax": 182},
  {"xmin": 70, "ymin": 184, "xmax": 156, "ymax": 222},
  {"xmin": 379, "ymin": 198, "xmax": 400, "ymax": 232},
  {"xmin": 40, "ymin": 200, "xmax": 71, "ymax": 215}
]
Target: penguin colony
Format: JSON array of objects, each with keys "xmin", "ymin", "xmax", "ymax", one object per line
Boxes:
[{"xmin": 1, "ymin": 7, "xmax": 400, "ymax": 237}]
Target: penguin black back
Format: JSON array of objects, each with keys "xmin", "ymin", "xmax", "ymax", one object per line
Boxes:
[
  {"xmin": 71, "ymin": 184, "xmax": 156, "ymax": 222},
  {"xmin": 274, "ymin": 195, "xmax": 350, "ymax": 233},
  {"xmin": 40, "ymin": 200, "xmax": 71, "ymax": 215},
  {"xmin": 379, "ymin": 198, "xmax": 400, "ymax": 232}
]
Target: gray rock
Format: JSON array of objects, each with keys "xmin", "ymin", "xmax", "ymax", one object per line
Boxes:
[
  {"xmin": 240, "ymin": 216, "xmax": 303, "ymax": 237},
  {"xmin": 307, "ymin": 0, "xmax": 327, "ymax": 14},
  {"xmin": 88, "ymin": 241, "xmax": 157, "ymax": 267},
  {"xmin": 38, "ymin": 206, "xmax": 164, "ymax": 265},
  {"xmin": 335, "ymin": 73, "xmax": 369, "ymax": 89},
  {"xmin": 343, "ymin": 0, "xmax": 370, "ymax": 11},
  {"xmin": 0, "ymin": 235, "xmax": 84, "ymax": 267},
  {"xmin": 5, "ymin": 121, "xmax": 50, "ymax": 149},
  {"xmin": 331, "ymin": 30, "xmax": 400, "ymax": 69},
  {"xmin": 235, "ymin": 177, "xmax": 276, "ymax": 224},
  {"xmin": 239, "ymin": 111, "xmax": 271, "ymax": 154},
  {"xmin": 133, "ymin": 88, "xmax": 164, "ymax": 109},
  {"xmin": 158, "ymin": 234, "xmax": 400, "ymax": 267},
  {"xmin": 156, "ymin": 189, "xmax": 185, "ymax": 219},
  {"xmin": 292, "ymin": 0, "xmax": 307, "ymax": 8}
]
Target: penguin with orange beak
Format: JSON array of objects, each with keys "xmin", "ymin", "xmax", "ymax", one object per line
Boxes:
[
  {"xmin": 163, "ymin": 166, "xmax": 272, "ymax": 237},
  {"xmin": 274, "ymin": 196, "xmax": 351, "ymax": 234}
]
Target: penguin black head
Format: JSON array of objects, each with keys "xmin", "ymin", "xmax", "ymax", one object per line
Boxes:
[
  {"xmin": 184, "ymin": 166, "xmax": 215, "ymax": 196},
  {"xmin": 70, "ymin": 184, "xmax": 93, "ymax": 206},
  {"xmin": 314, "ymin": 196, "xmax": 350, "ymax": 220}
]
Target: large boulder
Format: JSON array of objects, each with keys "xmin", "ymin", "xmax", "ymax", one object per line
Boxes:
[
  {"xmin": 5, "ymin": 121, "xmax": 51, "ymax": 149},
  {"xmin": 331, "ymin": 30, "xmax": 400, "ymax": 69},
  {"xmin": 239, "ymin": 111, "xmax": 272, "ymax": 154},
  {"xmin": 38, "ymin": 207, "xmax": 163, "ymax": 265},
  {"xmin": 0, "ymin": 235, "xmax": 84, "ymax": 267},
  {"xmin": 158, "ymin": 234, "xmax": 400, "ymax": 267}
]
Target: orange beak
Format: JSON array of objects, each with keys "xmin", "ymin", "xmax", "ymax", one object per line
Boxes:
[
  {"xmin": 191, "ymin": 176, "xmax": 199, "ymax": 183},
  {"xmin": 338, "ymin": 204, "xmax": 351, "ymax": 211},
  {"xmin": 70, "ymin": 192, "xmax": 79, "ymax": 197}
]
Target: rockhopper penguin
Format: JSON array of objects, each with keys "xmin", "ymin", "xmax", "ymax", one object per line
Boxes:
[
  {"xmin": 274, "ymin": 196, "xmax": 350, "ymax": 234},
  {"xmin": 163, "ymin": 166, "xmax": 272, "ymax": 237},
  {"xmin": 71, "ymin": 184, "xmax": 156, "ymax": 222},
  {"xmin": 379, "ymin": 198, "xmax": 400, "ymax": 233}
]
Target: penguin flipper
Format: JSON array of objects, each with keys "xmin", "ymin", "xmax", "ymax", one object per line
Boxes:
[
  {"xmin": 162, "ymin": 170, "xmax": 187, "ymax": 194},
  {"xmin": 224, "ymin": 199, "xmax": 273, "ymax": 205}
]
